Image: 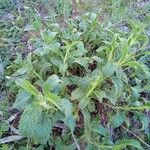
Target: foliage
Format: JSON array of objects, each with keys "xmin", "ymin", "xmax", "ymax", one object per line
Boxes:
[
  {"xmin": 3, "ymin": 11, "xmax": 150, "ymax": 149},
  {"xmin": 0, "ymin": 0, "xmax": 150, "ymax": 149}
]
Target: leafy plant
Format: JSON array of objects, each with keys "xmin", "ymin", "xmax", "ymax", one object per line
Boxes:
[{"xmin": 4, "ymin": 12, "xmax": 150, "ymax": 149}]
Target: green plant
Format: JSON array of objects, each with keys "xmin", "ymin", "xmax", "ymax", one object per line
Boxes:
[{"xmin": 5, "ymin": 12, "xmax": 150, "ymax": 149}]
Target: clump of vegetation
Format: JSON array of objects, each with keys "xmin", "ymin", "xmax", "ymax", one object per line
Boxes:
[{"xmin": 0, "ymin": 0, "xmax": 150, "ymax": 149}]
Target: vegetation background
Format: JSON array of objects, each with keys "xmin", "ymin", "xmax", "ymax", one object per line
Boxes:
[{"xmin": 0, "ymin": 0, "xmax": 150, "ymax": 150}]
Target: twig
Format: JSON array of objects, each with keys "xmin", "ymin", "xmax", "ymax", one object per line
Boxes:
[
  {"xmin": 122, "ymin": 125, "xmax": 150, "ymax": 149},
  {"xmin": 0, "ymin": 135, "xmax": 22, "ymax": 144},
  {"xmin": 71, "ymin": 132, "xmax": 81, "ymax": 150},
  {"xmin": 103, "ymin": 103, "xmax": 150, "ymax": 149}
]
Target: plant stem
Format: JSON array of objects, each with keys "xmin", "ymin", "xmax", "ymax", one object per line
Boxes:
[
  {"xmin": 122, "ymin": 125, "xmax": 150, "ymax": 149},
  {"xmin": 71, "ymin": 132, "xmax": 81, "ymax": 150}
]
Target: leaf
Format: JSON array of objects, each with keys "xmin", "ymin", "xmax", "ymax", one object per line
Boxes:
[
  {"xmin": 45, "ymin": 92, "xmax": 61, "ymax": 110},
  {"xmin": 0, "ymin": 62, "xmax": 4, "ymax": 79},
  {"xmin": 82, "ymin": 109, "xmax": 91, "ymax": 142},
  {"xmin": 92, "ymin": 125, "xmax": 108, "ymax": 136},
  {"xmin": 76, "ymin": 41, "xmax": 87, "ymax": 55},
  {"xmin": 85, "ymin": 74, "xmax": 103, "ymax": 98},
  {"xmin": 59, "ymin": 63, "xmax": 68, "ymax": 76},
  {"xmin": 15, "ymin": 79, "xmax": 39, "ymax": 96},
  {"xmin": 71, "ymin": 88, "xmax": 85, "ymax": 100},
  {"xmin": 0, "ymin": 122, "xmax": 9, "ymax": 135},
  {"xmin": 143, "ymin": 85, "xmax": 150, "ymax": 92},
  {"xmin": 79, "ymin": 98, "xmax": 90, "ymax": 109},
  {"xmin": 44, "ymin": 74, "xmax": 61, "ymax": 94},
  {"xmin": 14, "ymin": 68, "xmax": 29, "ymax": 76},
  {"xmin": 13, "ymin": 90, "xmax": 31, "ymax": 109},
  {"xmin": 19, "ymin": 105, "xmax": 52, "ymax": 144},
  {"xmin": 64, "ymin": 116, "xmax": 76, "ymax": 132},
  {"xmin": 114, "ymin": 139, "xmax": 143, "ymax": 150},
  {"xmin": 96, "ymin": 139, "xmax": 143, "ymax": 150},
  {"xmin": 61, "ymin": 99, "xmax": 75, "ymax": 132},
  {"xmin": 110, "ymin": 111, "xmax": 126, "ymax": 128},
  {"xmin": 124, "ymin": 61, "xmax": 150, "ymax": 78},
  {"xmin": 32, "ymin": 16, "xmax": 41, "ymax": 31},
  {"xmin": 74, "ymin": 57, "xmax": 89, "ymax": 71},
  {"xmin": 103, "ymin": 62, "xmax": 117, "ymax": 77},
  {"xmin": 94, "ymin": 90, "xmax": 106, "ymax": 102},
  {"xmin": 34, "ymin": 42, "xmax": 60, "ymax": 56},
  {"xmin": 41, "ymin": 30, "xmax": 57, "ymax": 44},
  {"xmin": 61, "ymin": 99, "xmax": 72, "ymax": 117}
]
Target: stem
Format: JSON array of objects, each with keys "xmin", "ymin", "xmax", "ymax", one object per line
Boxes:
[
  {"xmin": 114, "ymin": 105, "xmax": 150, "ymax": 110},
  {"xmin": 71, "ymin": 132, "xmax": 81, "ymax": 150},
  {"xmin": 122, "ymin": 125, "xmax": 150, "ymax": 149},
  {"xmin": 63, "ymin": 41, "xmax": 79, "ymax": 63},
  {"xmin": 104, "ymin": 103, "xmax": 150, "ymax": 149}
]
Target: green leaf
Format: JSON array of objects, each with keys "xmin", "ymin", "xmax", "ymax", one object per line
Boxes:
[
  {"xmin": 61, "ymin": 99, "xmax": 72, "ymax": 117},
  {"xmin": 19, "ymin": 105, "xmax": 52, "ymax": 144},
  {"xmin": 115, "ymin": 139, "xmax": 143, "ymax": 150},
  {"xmin": 32, "ymin": 16, "xmax": 41, "ymax": 31},
  {"xmin": 71, "ymin": 88, "xmax": 85, "ymax": 100},
  {"xmin": 61, "ymin": 99, "xmax": 75, "ymax": 132},
  {"xmin": 110, "ymin": 111, "xmax": 126, "ymax": 128},
  {"xmin": 94, "ymin": 90, "xmax": 106, "ymax": 102},
  {"xmin": 0, "ymin": 63, "xmax": 4, "ymax": 79},
  {"xmin": 59, "ymin": 63, "xmax": 68, "ymax": 76},
  {"xmin": 85, "ymin": 74, "xmax": 103, "ymax": 98},
  {"xmin": 44, "ymin": 74, "xmax": 61, "ymax": 94},
  {"xmin": 45, "ymin": 92, "xmax": 61, "ymax": 110},
  {"xmin": 64, "ymin": 116, "xmax": 76, "ymax": 132},
  {"xmin": 41, "ymin": 30, "xmax": 57, "ymax": 44},
  {"xmin": 82, "ymin": 109, "xmax": 91, "ymax": 142},
  {"xmin": 15, "ymin": 79, "xmax": 39, "ymax": 96},
  {"xmin": 103, "ymin": 62, "xmax": 117, "ymax": 77},
  {"xmin": 123, "ymin": 61, "xmax": 150, "ymax": 78},
  {"xmin": 0, "ymin": 122, "xmax": 9, "ymax": 135},
  {"xmin": 14, "ymin": 68, "xmax": 29, "ymax": 76},
  {"xmin": 96, "ymin": 139, "xmax": 143, "ymax": 150},
  {"xmin": 79, "ymin": 98, "xmax": 90, "ymax": 109},
  {"xmin": 92, "ymin": 125, "xmax": 108, "ymax": 136},
  {"xmin": 13, "ymin": 90, "xmax": 31, "ymax": 109}
]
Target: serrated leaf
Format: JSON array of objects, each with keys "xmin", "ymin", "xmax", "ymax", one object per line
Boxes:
[
  {"xmin": 19, "ymin": 105, "xmax": 52, "ymax": 144},
  {"xmin": 15, "ymin": 79, "xmax": 39, "ymax": 96}
]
